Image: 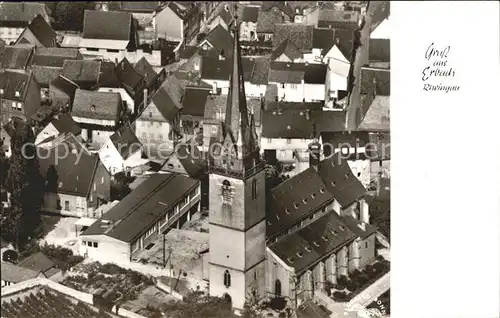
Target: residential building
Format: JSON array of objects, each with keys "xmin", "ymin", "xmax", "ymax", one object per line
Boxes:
[
  {"xmin": 256, "ymin": 7, "xmax": 284, "ymax": 43},
  {"xmin": 1, "ymin": 44, "xmax": 34, "ymax": 70},
  {"xmin": 1, "ymin": 262, "xmax": 43, "ymax": 287},
  {"xmin": 205, "ymin": 6, "xmax": 232, "ymax": 32},
  {"xmin": 61, "ymin": 60, "xmax": 101, "ymax": 90},
  {"xmin": 272, "ymin": 24, "xmax": 315, "ymax": 62},
  {"xmin": 154, "ymin": 2, "xmax": 202, "ymax": 44},
  {"xmin": 71, "ymin": 89, "xmax": 123, "ymax": 148},
  {"xmin": 135, "ymin": 75, "xmax": 184, "ymax": 159},
  {"xmin": 114, "ymin": 58, "xmax": 147, "ymax": 114},
  {"xmin": 267, "ymin": 62, "xmax": 327, "ymax": 103},
  {"xmin": 0, "ymin": 2, "xmax": 50, "ymax": 44},
  {"xmin": 32, "ymin": 66, "xmax": 62, "ymax": 98},
  {"xmin": 79, "ymin": 10, "xmax": 139, "ymax": 58},
  {"xmin": 118, "ymin": 1, "xmax": 161, "ymax": 30},
  {"xmin": 79, "ymin": 174, "xmax": 201, "ymax": 264},
  {"xmin": 369, "ymin": 2, "xmax": 390, "ymax": 39},
  {"xmin": 49, "ymin": 75, "xmax": 79, "ymax": 110},
  {"xmin": 198, "ymin": 24, "xmax": 233, "ymax": 58},
  {"xmin": 17, "ymin": 252, "xmax": 61, "ymax": 279},
  {"xmin": 317, "ymin": 9, "xmax": 362, "ymax": 30},
  {"xmin": 38, "ymin": 136, "xmax": 111, "ymax": 218},
  {"xmin": 355, "ymin": 67, "xmax": 390, "ymax": 132},
  {"xmin": 15, "ymin": 14, "xmax": 57, "ymax": 47},
  {"xmin": 239, "ymin": 5, "xmax": 259, "ymax": 41},
  {"xmin": 34, "ymin": 113, "xmax": 81, "ymax": 146},
  {"xmin": 98, "ymin": 124, "xmax": 144, "ymax": 175},
  {"xmin": 368, "ymin": 38, "xmax": 390, "ymax": 69},
  {"xmin": 0, "ymin": 70, "xmax": 40, "ymax": 128}
]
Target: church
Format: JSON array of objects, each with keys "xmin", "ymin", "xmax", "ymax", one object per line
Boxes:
[{"xmin": 206, "ymin": 19, "xmax": 377, "ymax": 312}]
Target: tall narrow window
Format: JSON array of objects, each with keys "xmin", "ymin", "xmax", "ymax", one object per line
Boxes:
[
  {"xmin": 251, "ymin": 179, "xmax": 257, "ymax": 200},
  {"xmin": 223, "ymin": 270, "xmax": 231, "ymax": 287},
  {"xmin": 275, "ymin": 279, "xmax": 282, "ymax": 297}
]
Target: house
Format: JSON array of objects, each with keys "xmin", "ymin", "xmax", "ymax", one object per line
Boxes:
[
  {"xmin": 355, "ymin": 67, "xmax": 390, "ymax": 132},
  {"xmin": 79, "ymin": 10, "xmax": 139, "ymax": 57},
  {"xmin": 135, "ymin": 75, "xmax": 184, "ymax": 159},
  {"xmin": 272, "ymin": 24, "xmax": 315, "ymax": 62},
  {"xmin": 15, "ymin": 14, "xmax": 57, "ymax": 47},
  {"xmin": 179, "ymin": 85, "xmax": 211, "ymax": 139},
  {"xmin": 38, "ymin": 135, "xmax": 111, "ymax": 217},
  {"xmin": 17, "ymin": 252, "xmax": 61, "ymax": 279},
  {"xmin": 368, "ymin": 38, "xmax": 390, "ymax": 69},
  {"xmin": 134, "ymin": 56, "xmax": 158, "ymax": 89},
  {"xmin": 0, "ymin": 44, "xmax": 34, "ymax": 70},
  {"xmin": 267, "ymin": 62, "xmax": 327, "ymax": 103},
  {"xmin": 71, "ymin": 89, "xmax": 123, "ymax": 148},
  {"xmin": 98, "ymin": 124, "xmax": 144, "ymax": 175},
  {"xmin": 154, "ymin": 2, "xmax": 201, "ymax": 44},
  {"xmin": 32, "ymin": 47, "xmax": 83, "ymax": 68},
  {"xmin": 115, "ymin": 58, "xmax": 147, "ymax": 114},
  {"xmin": 369, "ymin": 1, "xmax": 390, "ymax": 39},
  {"xmin": 32, "ymin": 66, "xmax": 62, "ymax": 98},
  {"xmin": 61, "ymin": 60, "xmax": 101, "ymax": 90},
  {"xmin": 118, "ymin": 1, "xmax": 161, "ymax": 30},
  {"xmin": 0, "ymin": 70, "xmax": 40, "ymax": 128},
  {"xmin": 205, "ymin": 6, "xmax": 232, "ymax": 32},
  {"xmin": 49, "ymin": 75, "xmax": 79, "ymax": 110},
  {"xmin": 79, "ymin": 173, "xmax": 201, "ymax": 264},
  {"xmin": 317, "ymin": 9, "xmax": 361, "ymax": 30},
  {"xmin": 271, "ymin": 39, "xmax": 304, "ymax": 63},
  {"xmin": 1, "ymin": 262, "xmax": 43, "ymax": 287},
  {"xmin": 0, "ymin": 2, "xmax": 50, "ymax": 44},
  {"xmin": 34, "ymin": 113, "xmax": 81, "ymax": 146},
  {"xmin": 256, "ymin": 6, "xmax": 285, "ymax": 42},
  {"xmin": 238, "ymin": 5, "xmax": 259, "ymax": 41},
  {"xmin": 198, "ymin": 24, "xmax": 233, "ymax": 58},
  {"xmin": 261, "ymin": 1, "xmax": 295, "ymax": 22}
]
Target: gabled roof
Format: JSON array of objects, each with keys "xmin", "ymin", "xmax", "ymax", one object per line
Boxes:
[
  {"xmin": 269, "ymin": 210, "xmax": 356, "ymax": 274},
  {"xmin": 262, "ymin": 110, "xmax": 316, "ymax": 139},
  {"xmin": 0, "ymin": 2, "xmax": 48, "ymax": 27},
  {"xmin": 312, "ymin": 28, "xmax": 335, "ymax": 55},
  {"xmin": 97, "ymin": 61, "xmax": 121, "ymax": 88},
  {"xmin": 49, "ymin": 75, "xmax": 79, "ymax": 104},
  {"xmin": 71, "ymin": 89, "xmax": 122, "ymax": 123},
  {"xmin": 369, "ymin": 1, "xmax": 390, "ymax": 33},
  {"xmin": 241, "ymin": 6, "xmax": 259, "ymax": 23},
  {"xmin": 200, "ymin": 55, "xmax": 256, "ymax": 81},
  {"xmin": 296, "ymin": 300, "xmax": 332, "ymax": 318},
  {"xmin": 162, "ymin": 143, "xmax": 206, "ymax": 178},
  {"xmin": 109, "ymin": 124, "xmax": 141, "ymax": 160},
  {"xmin": 83, "ymin": 10, "xmax": 132, "ymax": 41},
  {"xmin": 369, "ymin": 39, "xmax": 390, "ymax": 63},
  {"xmin": 161, "ymin": 2, "xmax": 188, "ymax": 19},
  {"xmin": 268, "ymin": 62, "xmax": 327, "ymax": 84},
  {"xmin": 81, "ymin": 174, "xmax": 199, "ymax": 243},
  {"xmin": 150, "ymin": 75, "xmax": 184, "ymax": 122},
  {"xmin": 357, "ymin": 95, "xmax": 390, "ymax": 132},
  {"xmin": 1, "ymin": 45, "xmax": 34, "ymax": 70},
  {"xmin": 318, "ymin": 9, "xmax": 360, "ymax": 30},
  {"xmin": 33, "ymin": 65, "xmax": 62, "ymax": 88},
  {"xmin": 0, "ymin": 70, "xmax": 32, "ymax": 102},
  {"xmin": 273, "ymin": 24, "xmax": 314, "ymax": 52},
  {"xmin": 249, "ymin": 56, "xmax": 270, "ymax": 85},
  {"xmin": 33, "ymin": 47, "xmax": 82, "ymax": 67},
  {"xmin": 17, "ymin": 252, "xmax": 56, "ymax": 273},
  {"xmin": 50, "ymin": 113, "xmax": 81, "ymax": 136},
  {"xmin": 318, "ymin": 152, "xmax": 367, "ymax": 207},
  {"xmin": 182, "ymin": 87, "xmax": 210, "ymax": 117},
  {"xmin": 61, "ymin": 60, "xmax": 101, "ymax": 88},
  {"xmin": 261, "ymin": 1, "xmax": 294, "ymax": 18},
  {"xmin": 256, "ymin": 9, "xmax": 284, "ymax": 33},
  {"xmin": 115, "ymin": 58, "xmax": 144, "ymax": 90},
  {"xmin": 23, "ymin": 14, "xmax": 57, "ymax": 47},
  {"xmin": 38, "ymin": 140, "xmax": 100, "ymax": 197},
  {"xmin": 311, "ymin": 110, "xmax": 346, "ymax": 133},
  {"xmin": 134, "ymin": 57, "xmax": 157, "ymax": 86},
  {"xmin": 201, "ymin": 24, "xmax": 234, "ymax": 57},
  {"xmin": 1, "ymin": 262, "xmax": 40, "ymax": 283},
  {"xmin": 271, "ymin": 39, "xmax": 303, "ymax": 61}
]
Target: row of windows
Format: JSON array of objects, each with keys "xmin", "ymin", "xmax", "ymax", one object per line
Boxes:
[
  {"xmin": 141, "ymin": 132, "xmax": 167, "ymax": 141},
  {"xmin": 82, "ymin": 240, "xmax": 98, "ymax": 248}
]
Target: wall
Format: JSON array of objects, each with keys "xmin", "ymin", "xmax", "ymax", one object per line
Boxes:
[
  {"xmin": 155, "ymin": 8, "xmax": 183, "ymax": 42},
  {"xmin": 348, "ymin": 159, "xmax": 371, "ymax": 188},
  {"xmin": 266, "ymin": 248, "xmax": 294, "ymax": 300},
  {"xmin": 370, "ymin": 160, "xmax": 390, "ymax": 179},
  {"xmin": 244, "ymin": 221, "xmax": 266, "ymax": 270},
  {"xmin": 272, "ymin": 82, "xmax": 325, "ymax": 103},
  {"xmin": 209, "ymin": 224, "xmax": 246, "ymax": 270},
  {"xmin": 99, "ymin": 139, "xmax": 125, "ymax": 175},
  {"xmin": 35, "ymin": 123, "xmax": 59, "ymax": 145},
  {"xmin": 25, "ymin": 76, "xmax": 42, "ymax": 119},
  {"xmin": 98, "ymin": 88, "xmax": 135, "ymax": 114},
  {"xmin": 209, "ymin": 263, "xmax": 246, "ymax": 310},
  {"xmin": 88, "ymin": 161, "xmax": 111, "ymax": 208},
  {"xmin": 359, "ymin": 234, "xmax": 376, "ymax": 268},
  {"xmin": 202, "ymin": 79, "xmax": 266, "ymax": 98},
  {"xmin": 135, "ymin": 119, "xmax": 173, "ymax": 159},
  {"xmin": 0, "ymin": 27, "xmax": 23, "ymax": 44},
  {"xmin": 78, "ymin": 234, "xmax": 131, "ymax": 264},
  {"xmin": 42, "ymin": 192, "xmax": 88, "ymax": 217}
]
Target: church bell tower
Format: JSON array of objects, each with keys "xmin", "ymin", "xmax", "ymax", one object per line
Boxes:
[{"xmin": 207, "ymin": 16, "xmax": 267, "ymax": 311}]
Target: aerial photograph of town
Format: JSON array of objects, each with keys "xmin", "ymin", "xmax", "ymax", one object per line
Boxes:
[{"xmin": 0, "ymin": 1, "xmax": 390, "ymax": 317}]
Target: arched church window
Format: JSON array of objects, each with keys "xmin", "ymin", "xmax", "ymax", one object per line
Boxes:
[
  {"xmin": 275, "ymin": 279, "xmax": 282, "ymax": 297},
  {"xmin": 224, "ymin": 270, "xmax": 231, "ymax": 287}
]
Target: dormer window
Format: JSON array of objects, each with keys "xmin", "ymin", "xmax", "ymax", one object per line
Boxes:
[
  {"xmin": 296, "ymin": 252, "xmax": 303, "ymax": 258},
  {"xmin": 344, "ymin": 173, "xmax": 349, "ymax": 179},
  {"xmin": 293, "ymin": 203, "xmax": 299, "ymax": 209},
  {"xmin": 304, "ymin": 246, "xmax": 312, "ymax": 252},
  {"xmin": 331, "ymin": 181, "xmax": 336, "ymax": 187},
  {"xmin": 91, "ymin": 105, "xmax": 96, "ymax": 112},
  {"xmin": 313, "ymin": 241, "xmax": 320, "ymax": 247},
  {"xmin": 330, "ymin": 230, "xmax": 338, "ymax": 236},
  {"xmin": 339, "ymin": 225, "xmax": 346, "ymax": 231},
  {"xmin": 319, "ymin": 188, "xmax": 325, "ymax": 194},
  {"xmin": 287, "ymin": 257, "xmax": 295, "ymax": 263},
  {"xmin": 302, "ymin": 198, "xmax": 308, "ymax": 204},
  {"xmin": 284, "ymin": 208, "xmax": 290, "ymax": 215},
  {"xmin": 311, "ymin": 193, "xmax": 316, "ymax": 199},
  {"xmin": 321, "ymin": 235, "xmax": 328, "ymax": 241}
]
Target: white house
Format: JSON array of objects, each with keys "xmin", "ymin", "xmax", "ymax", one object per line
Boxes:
[
  {"xmin": 98, "ymin": 124, "xmax": 144, "ymax": 175},
  {"xmin": 97, "ymin": 87, "xmax": 135, "ymax": 115},
  {"xmin": 34, "ymin": 113, "xmax": 81, "ymax": 146}
]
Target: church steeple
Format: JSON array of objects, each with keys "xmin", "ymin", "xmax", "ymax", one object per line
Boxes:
[{"xmin": 211, "ymin": 14, "xmax": 261, "ymax": 177}]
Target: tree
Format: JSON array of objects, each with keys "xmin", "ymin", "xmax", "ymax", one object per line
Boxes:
[
  {"xmin": 3, "ymin": 121, "xmax": 44, "ymax": 249},
  {"xmin": 153, "ymin": 291, "xmax": 236, "ymax": 318},
  {"xmin": 52, "ymin": 2, "xmax": 94, "ymax": 31},
  {"xmin": 110, "ymin": 172, "xmax": 134, "ymax": 201}
]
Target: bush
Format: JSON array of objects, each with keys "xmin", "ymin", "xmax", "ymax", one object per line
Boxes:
[
  {"xmin": 101, "ymin": 263, "xmax": 128, "ymax": 275},
  {"xmin": 346, "ymin": 281, "xmax": 358, "ymax": 292},
  {"xmin": 332, "ymin": 291, "xmax": 348, "ymax": 301},
  {"xmin": 270, "ymin": 297, "xmax": 286, "ymax": 311}
]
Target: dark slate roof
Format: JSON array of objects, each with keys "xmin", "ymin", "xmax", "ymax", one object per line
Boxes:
[
  {"xmin": 62, "ymin": 60, "xmax": 101, "ymax": 88},
  {"xmin": 241, "ymin": 6, "xmax": 259, "ymax": 23},
  {"xmin": 1, "ymin": 45, "xmax": 33, "ymax": 69},
  {"xmin": 182, "ymin": 87, "xmax": 210, "ymax": 117},
  {"xmin": 82, "ymin": 10, "xmax": 132, "ymax": 41},
  {"xmin": 256, "ymin": 9, "xmax": 284, "ymax": 33},
  {"xmin": 0, "ymin": 2, "xmax": 48, "ymax": 27},
  {"xmin": 38, "ymin": 141, "xmax": 99, "ymax": 197},
  {"xmin": 134, "ymin": 57, "xmax": 157, "ymax": 86},
  {"xmin": 271, "ymin": 39, "xmax": 303, "ymax": 61},
  {"xmin": 116, "ymin": 58, "xmax": 144, "ymax": 89},
  {"xmin": 273, "ymin": 24, "xmax": 314, "ymax": 52},
  {"xmin": 25, "ymin": 14, "xmax": 57, "ymax": 47},
  {"xmin": 0, "ymin": 70, "xmax": 32, "ymax": 102},
  {"xmin": 250, "ymin": 56, "xmax": 270, "ymax": 85},
  {"xmin": 268, "ymin": 167, "xmax": 334, "ymax": 237},
  {"xmin": 162, "ymin": 143, "xmax": 206, "ymax": 178},
  {"xmin": 49, "ymin": 75, "xmax": 79, "ymax": 102},
  {"xmin": 262, "ymin": 110, "xmax": 316, "ymax": 139},
  {"xmin": 269, "ymin": 211, "xmax": 356, "ymax": 274},
  {"xmin": 360, "ymin": 67, "xmax": 390, "ymax": 96},
  {"xmin": 334, "ymin": 29, "xmax": 355, "ymax": 60},
  {"xmin": 369, "ymin": 39, "xmax": 390, "ymax": 63},
  {"xmin": 178, "ymin": 45, "xmax": 199, "ymax": 60},
  {"xmin": 341, "ymin": 215, "xmax": 378, "ymax": 239},
  {"xmin": 33, "ymin": 65, "xmax": 62, "ymax": 88},
  {"xmin": 200, "ymin": 55, "xmax": 255, "ymax": 81},
  {"xmin": 72, "ymin": 89, "xmax": 122, "ymax": 122},
  {"xmin": 261, "ymin": 1, "xmax": 294, "ymax": 18},
  {"xmin": 97, "ymin": 61, "xmax": 121, "ymax": 88},
  {"xmin": 50, "ymin": 113, "xmax": 81, "ymax": 136},
  {"xmin": 81, "ymin": 174, "xmax": 199, "ymax": 243},
  {"xmin": 357, "ymin": 95, "xmax": 390, "ymax": 132},
  {"xmin": 311, "ymin": 110, "xmax": 346, "ymax": 133},
  {"xmin": 268, "ymin": 62, "xmax": 327, "ymax": 84},
  {"xmin": 151, "ymin": 75, "xmax": 184, "ymax": 121},
  {"xmin": 318, "ymin": 152, "xmax": 367, "ymax": 207},
  {"xmin": 120, "ymin": 1, "xmax": 161, "ymax": 13},
  {"xmin": 1, "ymin": 262, "xmax": 40, "ymax": 283},
  {"xmin": 369, "ymin": 1, "xmax": 390, "ymax": 33},
  {"xmin": 203, "ymin": 94, "xmax": 227, "ymax": 120},
  {"xmin": 162, "ymin": 1, "xmax": 187, "ymax": 19},
  {"xmin": 264, "ymin": 100, "xmax": 323, "ymax": 111},
  {"xmin": 33, "ymin": 47, "xmax": 82, "ymax": 67},
  {"xmin": 313, "ymin": 28, "xmax": 336, "ymax": 55},
  {"xmin": 203, "ymin": 24, "xmax": 233, "ymax": 57},
  {"xmin": 17, "ymin": 252, "xmax": 55, "ymax": 273},
  {"xmin": 109, "ymin": 124, "xmax": 141, "ymax": 160},
  {"xmin": 318, "ymin": 9, "xmax": 360, "ymax": 30},
  {"xmin": 296, "ymin": 301, "xmax": 331, "ymax": 318}
]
